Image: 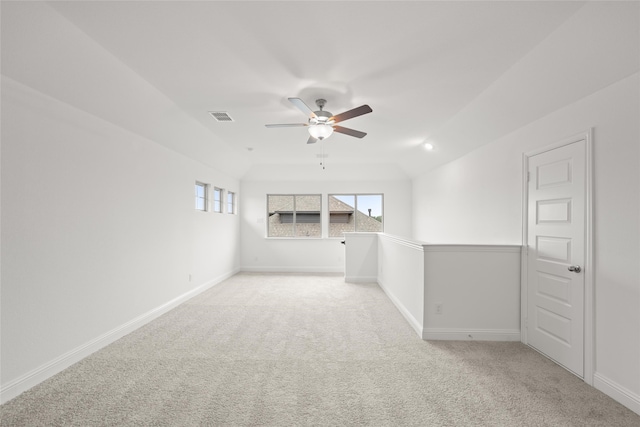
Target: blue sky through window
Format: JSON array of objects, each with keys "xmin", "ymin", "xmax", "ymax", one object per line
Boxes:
[{"xmin": 333, "ymin": 194, "xmax": 382, "ymax": 217}]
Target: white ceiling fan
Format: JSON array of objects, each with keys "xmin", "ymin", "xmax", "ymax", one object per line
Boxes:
[{"xmin": 265, "ymin": 98, "xmax": 372, "ymax": 144}]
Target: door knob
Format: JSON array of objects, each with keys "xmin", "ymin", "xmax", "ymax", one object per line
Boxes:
[{"xmin": 568, "ymin": 265, "xmax": 582, "ymax": 273}]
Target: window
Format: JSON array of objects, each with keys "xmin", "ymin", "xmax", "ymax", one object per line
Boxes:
[
  {"xmin": 195, "ymin": 182, "xmax": 208, "ymax": 211},
  {"xmin": 328, "ymin": 194, "xmax": 383, "ymax": 237},
  {"xmin": 227, "ymin": 191, "xmax": 236, "ymax": 214},
  {"xmin": 267, "ymin": 194, "xmax": 321, "ymax": 238},
  {"xmin": 213, "ymin": 187, "xmax": 222, "ymax": 213}
]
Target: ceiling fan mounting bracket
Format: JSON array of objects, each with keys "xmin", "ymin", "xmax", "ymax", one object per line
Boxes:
[{"xmin": 315, "ymin": 99, "xmax": 327, "ymax": 110}]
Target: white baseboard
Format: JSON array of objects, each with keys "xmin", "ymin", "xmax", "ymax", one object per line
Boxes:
[
  {"xmin": 422, "ymin": 328, "xmax": 521, "ymax": 342},
  {"xmin": 0, "ymin": 269, "xmax": 238, "ymax": 404},
  {"xmin": 377, "ymin": 279, "xmax": 424, "ymax": 338},
  {"xmin": 593, "ymin": 372, "xmax": 640, "ymax": 416},
  {"xmin": 344, "ymin": 275, "xmax": 378, "ymax": 283},
  {"xmin": 241, "ymin": 266, "xmax": 344, "ymax": 274}
]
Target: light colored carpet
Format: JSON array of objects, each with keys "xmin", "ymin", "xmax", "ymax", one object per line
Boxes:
[{"xmin": 1, "ymin": 273, "xmax": 638, "ymax": 426}]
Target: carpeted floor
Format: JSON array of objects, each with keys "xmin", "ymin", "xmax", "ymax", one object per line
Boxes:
[{"xmin": 1, "ymin": 273, "xmax": 638, "ymax": 426}]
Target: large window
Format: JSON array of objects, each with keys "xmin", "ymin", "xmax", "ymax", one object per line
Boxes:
[
  {"xmin": 328, "ymin": 194, "xmax": 383, "ymax": 237},
  {"xmin": 195, "ymin": 182, "xmax": 208, "ymax": 211},
  {"xmin": 267, "ymin": 194, "xmax": 321, "ymax": 238}
]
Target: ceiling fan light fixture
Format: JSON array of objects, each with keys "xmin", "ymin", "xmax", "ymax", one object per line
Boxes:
[
  {"xmin": 308, "ymin": 124, "xmax": 334, "ymax": 140},
  {"xmin": 265, "ymin": 97, "xmax": 371, "ymax": 143}
]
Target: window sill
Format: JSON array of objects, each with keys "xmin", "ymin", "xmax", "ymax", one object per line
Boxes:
[
  {"xmin": 265, "ymin": 237, "xmax": 323, "ymax": 240},
  {"xmin": 264, "ymin": 236, "xmax": 381, "ymax": 240}
]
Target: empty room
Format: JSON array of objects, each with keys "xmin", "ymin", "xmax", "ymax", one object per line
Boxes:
[{"xmin": 1, "ymin": 1, "xmax": 639, "ymax": 425}]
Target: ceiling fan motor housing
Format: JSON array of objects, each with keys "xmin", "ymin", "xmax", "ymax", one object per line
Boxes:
[{"xmin": 310, "ymin": 110, "xmax": 333, "ymax": 125}]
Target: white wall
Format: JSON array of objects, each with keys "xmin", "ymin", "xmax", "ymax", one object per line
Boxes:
[
  {"xmin": 377, "ymin": 234, "xmax": 425, "ymax": 335},
  {"xmin": 0, "ymin": 78, "xmax": 240, "ymax": 400},
  {"xmin": 412, "ymin": 73, "xmax": 640, "ymax": 411},
  {"xmin": 422, "ymin": 246, "xmax": 521, "ymax": 341},
  {"xmin": 403, "ymin": 1, "xmax": 639, "ymax": 178},
  {"xmin": 410, "ymin": 5, "xmax": 640, "ymax": 410},
  {"xmin": 240, "ymin": 171, "xmax": 412, "ymax": 272},
  {"xmin": 1, "ymin": 2, "xmax": 245, "ymax": 401},
  {"xmin": 345, "ymin": 234, "xmax": 521, "ymax": 342},
  {"xmin": 0, "ymin": 1, "xmax": 250, "ymax": 180},
  {"xmin": 2, "ymin": 0, "xmax": 637, "ymax": 415},
  {"xmin": 344, "ymin": 233, "xmax": 379, "ymax": 283}
]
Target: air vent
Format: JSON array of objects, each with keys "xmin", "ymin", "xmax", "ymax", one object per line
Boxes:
[{"xmin": 209, "ymin": 111, "xmax": 234, "ymax": 122}]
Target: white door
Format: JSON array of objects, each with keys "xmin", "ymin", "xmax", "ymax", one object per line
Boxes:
[{"xmin": 527, "ymin": 139, "xmax": 586, "ymax": 377}]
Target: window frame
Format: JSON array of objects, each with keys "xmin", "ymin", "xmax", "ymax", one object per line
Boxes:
[
  {"xmin": 266, "ymin": 194, "xmax": 323, "ymax": 239},
  {"xmin": 328, "ymin": 193, "xmax": 384, "ymax": 237},
  {"xmin": 195, "ymin": 181, "xmax": 209, "ymax": 212},
  {"xmin": 213, "ymin": 187, "xmax": 223, "ymax": 213},
  {"xmin": 227, "ymin": 191, "xmax": 236, "ymax": 215}
]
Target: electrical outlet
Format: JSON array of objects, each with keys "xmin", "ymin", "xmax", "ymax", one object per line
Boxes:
[
  {"xmin": 189, "ymin": 274, "xmax": 192, "ymax": 282},
  {"xmin": 435, "ymin": 302, "xmax": 443, "ymax": 315}
]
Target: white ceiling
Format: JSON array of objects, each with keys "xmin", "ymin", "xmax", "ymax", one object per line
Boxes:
[{"xmin": 5, "ymin": 1, "xmax": 631, "ymax": 179}]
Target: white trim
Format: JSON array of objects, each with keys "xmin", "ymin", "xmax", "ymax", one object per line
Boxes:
[
  {"xmin": 583, "ymin": 128, "xmax": 595, "ymax": 386},
  {"xmin": 343, "ymin": 232, "xmax": 380, "ymax": 238},
  {"xmin": 519, "ymin": 189, "xmax": 529, "ymax": 345},
  {"xmin": 213, "ymin": 187, "xmax": 223, "ymax": 213},
  {"xmin": 422, "ymin": 328, "xmax": 521, "ymax": 342},
  {"xmin": 378, "ymin": 233, "xmax": 424, "ymax": 251},
  {"xmin": 0, "ymin": 269, "xmax": 238, "ymax": 404},
  {"xmin": 240, "ymin": 266, "xmax": 344, "ymax": 274},
  {"xmin": 521, "ymin": 129, "xmax": 594, "ymax": 385},
  {"xmin": 226, "ymin": 190, "xmax": 236, "ymax": 215},
  {"xmin": 377, "ymin": 278, "xmax": 423, "ymax": 338},
  {"xmin": 195, "ymin": 181, "xmax": 209, "ymax": 212},
  {"xmin": 422, "ymin": 244, "xmax": 521, "ymax": 253},
  {"xmin": 264, "ymin": 237, "xmax": 324, "ymax": 241},
  {"xmin": 524, "ymin": 130, "xmax": 590, "ymax": 156},
  {"xmin": 593, "ymin": 373, "xmax": 640, "ymax": 416},
  {"xmin": 344, "ymin": 276, "xmax": 378, "ymax": 284}
]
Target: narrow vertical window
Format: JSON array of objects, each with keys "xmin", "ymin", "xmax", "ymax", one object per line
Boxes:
[
  {"xmin": 195, "ymin": 182, "xmax": 208, "ymax": 211},
  {"xmin": 227, "ymin": 191, "xmax": 236, "ymax": 214},
  {"xmin": 213, "ymin": 187, "xmax": 222, "ymax": 213}
]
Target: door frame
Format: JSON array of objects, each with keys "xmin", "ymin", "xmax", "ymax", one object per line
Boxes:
[{"xmin": 520, "ymin": 129, "xmax": 594, "ymax": 385}]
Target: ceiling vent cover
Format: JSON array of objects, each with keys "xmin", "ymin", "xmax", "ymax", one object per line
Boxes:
[{"xmin": 209, "ymin": 111, "xmax": 234, "ymax": 122}]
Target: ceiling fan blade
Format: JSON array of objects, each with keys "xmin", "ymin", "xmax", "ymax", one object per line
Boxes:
[
  {"xmin": 330, "ymin": 105, "xmax": 372, "ymax": 123},
  {"xmin": 333, "ymin": 125, "xmax": 367, "ymax": 139},
  {"xmin": 307, "ymin": 135, "xmax": 318, "ymax": 144},
  {"xmin": 288, "ymin": 98, "xmax": 317, "ymax": 118},
  {"xmin": 265, "ymin": 123, "xmax": 307, "ymax": 128}
]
